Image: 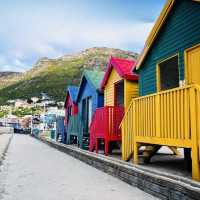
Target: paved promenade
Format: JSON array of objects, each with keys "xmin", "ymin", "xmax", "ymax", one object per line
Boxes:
[
  {"xmin": 0, "ymin": 133, "xmax": 12, "ymax": 162},
  {"xmin": 0, "ymin": 134, "xmax": 157, "ymax": 200}
]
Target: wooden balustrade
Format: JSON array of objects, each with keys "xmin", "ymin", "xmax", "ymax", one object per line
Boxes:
[
  {"xmin": 121, "ymin": 84, "xmax": 200, "ymax": 180},
  {"xmin": 89, "ymin": 106, "xmax": 124, "ymax": 155}
]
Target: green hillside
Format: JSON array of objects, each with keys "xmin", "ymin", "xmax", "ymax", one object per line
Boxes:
[
  {"xmin": 0, "ymin": 72, "xmax": 22, "ymax": 89},
  {"xmin": 0, "ymin": 47, "xmax": 138, "ymax": 105}
]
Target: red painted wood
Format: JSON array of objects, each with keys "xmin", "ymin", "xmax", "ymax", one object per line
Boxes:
[
  {"xmin": 89, "ymin": 106, "xmax": 124, "ymax": 155},
  {"xmin": 64, "ymin": 95, "xmax": 78, "ymax": 125},
  {"xmin": 101, "ymin": 56, "xmax": 138, "ymax": 91},
  {"xmin": 72, "ymin": 105, "xmax": 78, "ymax": 115}
]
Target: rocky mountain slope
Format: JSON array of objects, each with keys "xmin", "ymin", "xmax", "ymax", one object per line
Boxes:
[
  {"xmin": 0, "ymin": 72, "xmax": 22, "ymax": 89},
  {"xmin": 0, "ymin": 47, "xmax": 138, "ymax": 105}
]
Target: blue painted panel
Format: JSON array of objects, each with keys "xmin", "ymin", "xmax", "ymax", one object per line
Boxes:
[{"xmin": 77, "ymin": 78, "xmax": 98, "ymax": 115}]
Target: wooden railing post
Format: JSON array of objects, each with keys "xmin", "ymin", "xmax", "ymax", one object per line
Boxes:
[
  {"xmin": 190, "ymin": 87, "xmax": 200, "ymax": 181},
  {"xmin": 132, "ymin": 100, "xmax": 139, "ymax": 164},
  {"xmin": 155, "ymin": 94, "xmax": 161, "ymax": 138}
]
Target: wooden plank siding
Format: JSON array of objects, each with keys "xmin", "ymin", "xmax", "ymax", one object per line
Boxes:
[
  {"xmin": 78, "ymin": 80, "xmax": 99, "ymax": 117},
  {"xmin": 121, "ymin": 0, "xmax": 200, "ymax": 181},
  {"xmin": 104, "ymin": 68, "xmax": 138, "ymax": 110},
  {"xmin": 138, "ymin": 0, "xmax": 200, "ymax": 96},
  {"xmin": 104, "ymin": 68, "xmax": 122, "ymax": 106},
  {"xmin": 124, "ymin": 80, "xmax": 138, "ymax": 110}
]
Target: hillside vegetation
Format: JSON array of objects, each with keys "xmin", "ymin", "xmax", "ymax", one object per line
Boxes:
[
  {"xmin": 0, "ymin": 47, "xmax": 138, "ymax": 105},
  {"xmin": 0, "ymin": 72, "xmax": 22, "ymax": 89}
]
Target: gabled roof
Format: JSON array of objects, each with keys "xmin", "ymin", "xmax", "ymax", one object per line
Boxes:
[
  {"xmin": 67, "ymin": 86, "xmax": 79, "ymax": 103},
  {"xmin": 84, "ymin": 70, "xmax": 105, "ymax": 90},
  {"xmin": 76, "ymin": 70, "xmax": 105, "ymax": 102},
  {"xmin": 64, "ymin": 86, "xmax": 79, "ymax": 107},
  {"xmin": 101, "ymin": 56, "xmax": 138, "ymax": 90},
  {"xmin": 136, "ymin": 0, "xmax": 200, "ymax": 70}
]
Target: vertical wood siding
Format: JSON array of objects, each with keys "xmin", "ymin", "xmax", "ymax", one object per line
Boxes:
[
  {"xmin": 133, "ymin": 85, "xmax": 200, "ymax": 180},
  {"xmin": 77, "ymin": 78, "xmax": 104, "ymax": 125},
  {"xmin": 78, "ymin": 80, "xmax": 97, "ymax": 117},
  {"xmin": 104, "ymin": 68, "xmax": 122, "ymax": 106},
  {"xmin": 139, "ymin": 0, "xmax": 200, "ymax": 96},
  {"xmin": 124, "ymin": 80, "xmax": 138, "ymax": 110}
]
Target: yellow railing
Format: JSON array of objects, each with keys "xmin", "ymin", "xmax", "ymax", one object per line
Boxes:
[
  {"xmin": 121, "ymin": 84, "xmax": 200, "ymax": 180},
  {"xmin": 121, "ymin": 100, "xmax": 134, "ymax": 161}
]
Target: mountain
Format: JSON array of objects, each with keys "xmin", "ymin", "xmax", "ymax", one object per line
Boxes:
[
  {"xmin": 0, "ymin": 72, "xmax": 22, "ymax": 89},
  {"xmin": 0, "ymin": 47, "xmax": 138, "ymax": 105}
]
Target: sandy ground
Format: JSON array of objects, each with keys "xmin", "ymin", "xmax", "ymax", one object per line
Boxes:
[{"xmin": 0, "ymin": 134, "xmax": 157, "ymax": 200}]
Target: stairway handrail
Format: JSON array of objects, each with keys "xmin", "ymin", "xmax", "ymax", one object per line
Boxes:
[{"xmin": 119, "ymin": 100, "xmax": 134, "ymax": 128}]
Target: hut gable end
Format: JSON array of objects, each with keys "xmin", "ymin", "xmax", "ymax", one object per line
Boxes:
[{"xmin": 138, "ymin": 0, "xmax": 200, "ymax": 96}]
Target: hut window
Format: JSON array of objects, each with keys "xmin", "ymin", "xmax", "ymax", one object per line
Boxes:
[
  {"xmin": 158, "ymin": 55, "xmax": 179, "ymax": 91},
  {"xmin": 114, "ymin": 81, "xmax": 124, "ymax": 107}
]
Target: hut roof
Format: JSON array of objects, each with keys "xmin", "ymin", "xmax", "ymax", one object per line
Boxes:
[
  {"xmin": 67, "ymin": 86, "xmax": 79, "ymax": 103},
  {"xmin": 136, "ymin": 0, "xmax": 200, "ymax": 69},
  {"xmin": 101, "ymin": 57, "xmax": 138, "ymax": 90},
  {"xmin": 76, "ymin": 70, "xmax": 105, "ymax": 102}
]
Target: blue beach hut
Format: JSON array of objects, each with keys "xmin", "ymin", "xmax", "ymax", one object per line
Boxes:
[{"xmin": 76, "ymin": 70, "xmax": 105, "ymax": 149}]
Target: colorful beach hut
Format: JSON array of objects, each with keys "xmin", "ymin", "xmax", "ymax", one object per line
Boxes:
[
  {"xmin": 121, "ymin": 0, "xmax": 200, "ymax": 180},
  {"xmin": 74, "ymin": 70, "xmax": 104, "ymax": 149},
  {"xmin": 56, "ymin": 116, "xmax": 65, "ymax": 143},
  {"xmin": 64, "ymin": 86, "xmax": 79, "ymax": 144},
  {"xmin": 89, "ymin": 57, "xmax": 138, "ymax": 155}
]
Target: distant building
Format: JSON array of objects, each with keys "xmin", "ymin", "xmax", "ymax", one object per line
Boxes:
[{"xmin": 14, "ymin": 99, "xmax": 32, "ymax": 108}]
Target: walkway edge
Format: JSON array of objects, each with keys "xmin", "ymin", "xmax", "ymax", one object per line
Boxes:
[
  {"xmin": 35, "ymin": 136, "xmax": 200, "ymax": 200},
  {"xmin": 0, "ymin": 134, "xmax": 13, "ymax": 166}
]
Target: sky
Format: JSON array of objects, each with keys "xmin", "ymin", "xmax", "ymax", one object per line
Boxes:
[{"xmin": 0, "ymin": 0, "xmax": 166, "ymax": 72}]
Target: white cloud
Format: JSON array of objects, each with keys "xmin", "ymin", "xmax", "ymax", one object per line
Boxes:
[{"xmin": 0, "ymin": 4, "xmax": 154, "ymax": 72}]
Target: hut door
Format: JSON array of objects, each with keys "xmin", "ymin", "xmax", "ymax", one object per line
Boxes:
[
  {"xmin": 67, "ymin": 106, "xmax": 72, "ymax": 124},
  {"xmin": 82, "ymin": 97, "xmax": 92, "ymax": 134},
  {"xmin": 88, "ymin": 97, "xmax": 92, "ymax": 127},
  {"xmin": 185, "ymin": 44, "xmax": 200, "ymax": 85},
  {"xmin": 114, "ymin": 81, "xmax": 124, "ymax": 107},
  {"xmin": 82, "ymin": 99, "xmax": 87, "ymax": 133}
]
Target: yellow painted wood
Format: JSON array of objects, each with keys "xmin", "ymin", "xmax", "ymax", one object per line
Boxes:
[
  {"xmin": 121, "ymin": 84, "xmax": 200, "ymax": 181},
  {"xmin": 189, "ymin": 87, "xmax": 200, "ymax": 180},
  {"xmin": 185, "ymin": 43, "xmax": 200, "ymax": 85},
  {"xmin": 121, "ymin": 100, "xmax": 134, "ymax": 161},
  {"xmin": 104, "ymin": 68, "xmax": 122, "ymax": 106},
  {"xmin": 104, "ymin": 68, "xmax": 138, "ymax": 161},
  {"xmin": 169, "ymin": 146, "xmax": 180, "ymax": 155},
  {"xmin": 124, "ymin": 80, "xmax": 138, "ymax": 110},
  {"xmin": 104, "ymin": 68, "xmax": 138, "ymax": 109},
  {"xmin": 133, "ymin": 142, "xmax": 139, "ymax": 164}
]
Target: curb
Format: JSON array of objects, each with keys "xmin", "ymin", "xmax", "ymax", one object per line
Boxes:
[
  {"xmin": 33, "ymin": 135, "xmax": 200, "ymax": 200},
  {"xmin": 0, "ymin": 134, "xmax": 13, "ymax": 166}
]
